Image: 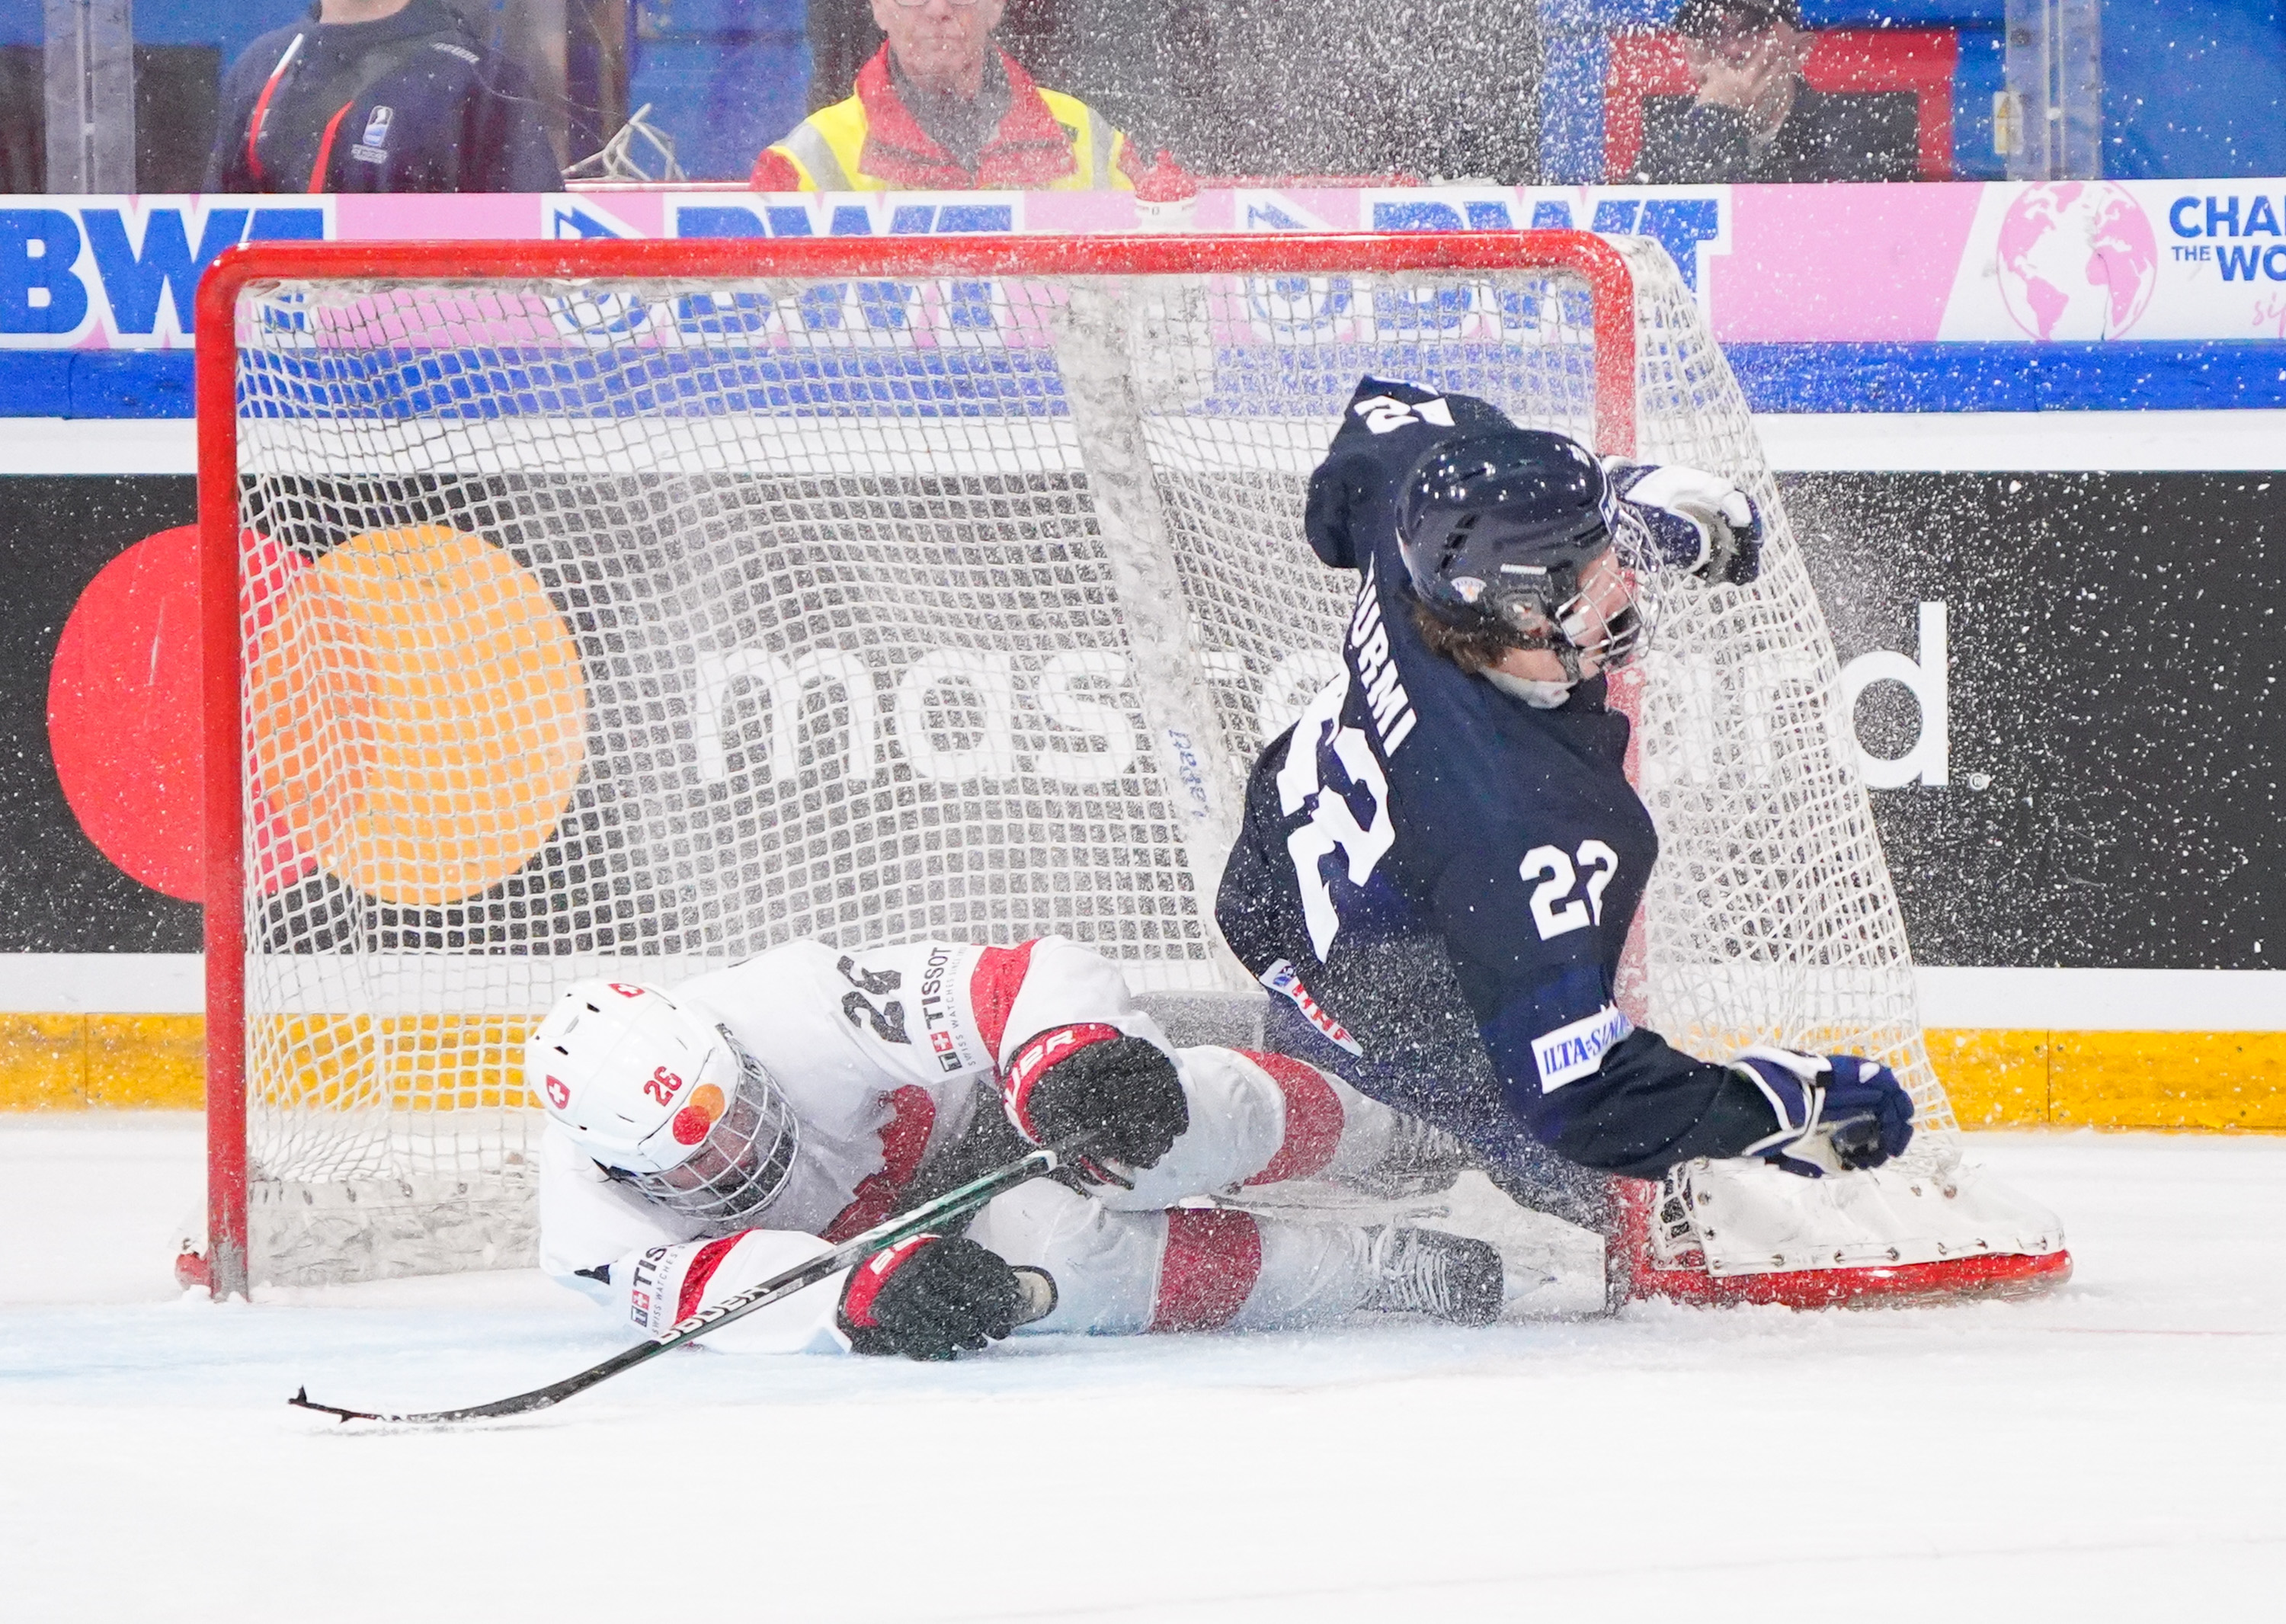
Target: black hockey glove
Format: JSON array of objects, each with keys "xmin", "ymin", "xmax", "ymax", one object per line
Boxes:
[
  {"xmin": 1729, "ymin": 1047, "xmax": 1915, "ymax": 1178},
  {"xmin": 839, "ymin": 1235, "xmax": 1032, "ymax": 1361},
  {"xmin": 1001, "ymin": 1025, "xmax": 1189, "ymax": 1173},
  {"xmin": 1608, "ymin": 460, "xmax": 1763, "ymax": 586}
]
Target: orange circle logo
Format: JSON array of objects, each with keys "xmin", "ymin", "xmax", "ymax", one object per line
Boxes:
[
  {"xmin": 669, "ymin": 1081, "xmax": 727, "ymax": 1145},
  {"xmin": 246, "ymin": 525, "xmax": 588, "ymax": 905}
]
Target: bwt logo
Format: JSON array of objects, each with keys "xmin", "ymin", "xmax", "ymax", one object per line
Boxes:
[
  {"xmin": 673, "ymin": 198, "xmax": 1016, "ymax": 242},
  {"xmin": 626, "ymin": 197, "xmax": 1019, "ymax": 340},
  {"xmin": 1366, "ymin": 189, "xmax": 1728, "ymax": 299},
  {"xmin": 0, "ymin": 201, "xmax": 328, "ymax": 344}
]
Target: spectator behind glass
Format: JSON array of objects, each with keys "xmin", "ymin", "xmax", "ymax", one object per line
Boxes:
[
  {"xmin": 205, "ymin": 0, "xmax": 561, "ymax": 193},
  {"xmin": 754, "ymin": 0, "xmax": 1137, "ymax": 191},
  {"xmin": 1629, "ymin": 0, "xmax": 1917, "ymax": 183}
]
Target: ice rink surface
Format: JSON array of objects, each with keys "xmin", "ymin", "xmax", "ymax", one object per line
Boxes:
[{"xmin": 4, "ymin": 1120, "xmax": 2281, "ymax": 1622}]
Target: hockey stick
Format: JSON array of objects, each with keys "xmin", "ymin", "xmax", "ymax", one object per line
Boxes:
[{"xmin": 288, "ymin": 1139, "xmax": 1075, "ymax": 1424}]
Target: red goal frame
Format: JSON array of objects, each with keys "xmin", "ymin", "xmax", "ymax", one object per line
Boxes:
[{"xmin": 190, "ymin": 229, "xmax": 1638, "ymax": 1299}]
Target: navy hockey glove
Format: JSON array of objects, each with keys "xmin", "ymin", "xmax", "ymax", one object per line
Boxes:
[
  {"xmin": 1728, "ymin": 1046, "xmax": 1914, "ymax": 1178},
  {"xmin": 1002, "ymin": 1025, "xmax": 1189, "ymax": 1174},
  {"xmin": 839, "ymin": 1235, "xmax": 1044, "ymax": 1360},
  {"xmin": 1609, "ymin": 461, "xmax": 1763, "ymax": 585}
]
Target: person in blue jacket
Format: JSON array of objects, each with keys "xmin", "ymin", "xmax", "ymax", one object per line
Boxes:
[
  {"xmin": 204, "ymin": 0, "xmax": 561, "ymax": 194},
  {"xmin": 1215, "ymin": 376, "xmax": 1915, "ymax": 1225}
]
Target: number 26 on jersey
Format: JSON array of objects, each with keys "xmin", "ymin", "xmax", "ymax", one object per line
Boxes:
[{"xmin": 1522, "ymin": 841, "xmax": 1618, "ymax": 940}]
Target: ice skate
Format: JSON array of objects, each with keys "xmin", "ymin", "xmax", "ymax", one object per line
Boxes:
[
  {"xmin": 1340, "ymin": 1110, "xmax": 1476, "ymax": 1200},
  {"xmin": 1359, "ymin": 1226, "xmax": 1504, "ymax": 1327}
]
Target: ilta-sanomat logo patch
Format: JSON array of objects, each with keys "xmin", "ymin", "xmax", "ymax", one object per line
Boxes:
[{"xmin": 1532, "ymin": 1004, "xmax": 1632, "ymax": 1092}]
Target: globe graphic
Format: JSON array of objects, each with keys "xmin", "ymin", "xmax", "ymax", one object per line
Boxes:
[{"xmin": 1996, "ymin": 183, "xmax": 2159, "ymax": 341}]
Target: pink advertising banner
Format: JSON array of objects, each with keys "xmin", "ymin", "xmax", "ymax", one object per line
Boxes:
[{"xmin": 2, "ymin": 180, "xmax": 2281, "ymax": 350}]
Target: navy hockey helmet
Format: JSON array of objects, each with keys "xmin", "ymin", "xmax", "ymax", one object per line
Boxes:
[{"xmin": 1395, "ymin": 428, "xmax": 1645, "ymax": 676}]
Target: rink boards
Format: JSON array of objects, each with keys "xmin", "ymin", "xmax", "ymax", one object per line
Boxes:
[{"xmin": 1, "ymin": 408, "xmax": 2278, "ymax": 1132}]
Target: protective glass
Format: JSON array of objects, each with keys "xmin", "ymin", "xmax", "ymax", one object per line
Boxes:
[{"xmin": 625, "ymin": 1028, "xmax": 801, "ymax": 1232}]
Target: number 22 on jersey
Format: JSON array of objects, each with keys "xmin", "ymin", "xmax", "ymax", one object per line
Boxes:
[
  {"xmin": 1278, "ymin": 677, "xmax": 1396, "ymax": 959},
  {"xmin": 1522, "ymin": 840, "xmax": 1618, "ymax": 940}
]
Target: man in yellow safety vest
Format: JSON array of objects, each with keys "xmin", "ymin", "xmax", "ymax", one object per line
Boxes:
[{"xmin": 751, "ymin": 0, "xmax": 1138, "ymax": 191}]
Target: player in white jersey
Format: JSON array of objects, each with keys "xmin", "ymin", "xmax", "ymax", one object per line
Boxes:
[{"xmin": 530, "ymin": 934, "xmax": 1504, "ymax": 1359}]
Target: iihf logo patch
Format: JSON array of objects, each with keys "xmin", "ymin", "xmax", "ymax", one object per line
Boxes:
[{"xmin": 351, "ymin": 106, "xmax": 394, "ymax": 164}]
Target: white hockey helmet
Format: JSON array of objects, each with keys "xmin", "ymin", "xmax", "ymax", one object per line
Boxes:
[{"xmin": 527, "ymin": 979, "xmax": 799, "ymax": 1229}]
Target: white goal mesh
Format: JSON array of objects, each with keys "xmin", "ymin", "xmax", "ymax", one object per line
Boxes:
[{"xmin": 216, "ymin": 234, "xmax": 1949, "ymax": 1287}]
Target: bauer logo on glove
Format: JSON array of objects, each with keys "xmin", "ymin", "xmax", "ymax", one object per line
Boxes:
[{"xmin": 1000, "ymin": 1024, "xmax": 1189, "ymax": 1177}]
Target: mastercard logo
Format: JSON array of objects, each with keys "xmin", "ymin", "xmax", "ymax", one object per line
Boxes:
[{"xmin": 670, "ymin": 1083, "xmax": 727, "ymax": 1146}]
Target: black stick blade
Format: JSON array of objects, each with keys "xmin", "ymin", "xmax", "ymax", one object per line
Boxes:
[{"xmin": 290, "ymin": 1386, "xmax": 388, "ymax": 1424}]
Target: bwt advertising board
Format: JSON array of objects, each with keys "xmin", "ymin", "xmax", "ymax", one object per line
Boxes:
[{"xmin": 2, "ymin": 179, "xmax": 2286, "ymax": 348}]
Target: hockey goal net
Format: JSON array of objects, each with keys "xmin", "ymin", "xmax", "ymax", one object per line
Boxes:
[{"xmin": 196, "ymin": 229, "xmax": 2060, "ymax": 1298}]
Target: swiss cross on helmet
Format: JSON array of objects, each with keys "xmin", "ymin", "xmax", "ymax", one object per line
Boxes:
[
  {"xmin": 527, "ymin": 979, "xmax": 800, "ymax": 1232},
  {"xmin": 1395, "ymin": 428, "xmax": 1647, "ymax": 680}
]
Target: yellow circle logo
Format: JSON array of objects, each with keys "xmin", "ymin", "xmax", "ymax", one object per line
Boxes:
[{"xmin": 248, "ymin": 525, "xmax": 588, "ymax": 906}]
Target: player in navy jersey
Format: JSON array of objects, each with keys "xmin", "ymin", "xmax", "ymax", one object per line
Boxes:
[{"xmin": 1215, "ymin": 377, "xmax": 1914, "ymax": 1224}]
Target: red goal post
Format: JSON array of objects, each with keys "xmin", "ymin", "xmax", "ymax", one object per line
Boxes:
[{"xmin": 191, "ymin": 230, "xmax": 1640, "ymax": 1298}]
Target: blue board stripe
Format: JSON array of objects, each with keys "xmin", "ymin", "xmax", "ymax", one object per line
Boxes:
[
  {"xmin": 237, "ymin": 344, "xmax": 1073, "ymax": 422},
  {"xmin": 0, "ymin": 353, "xmax": 197, "ymax": 418},
  {"xmin": 232, "ymin": 343, "xmax": 1599, "ymax": 421},
  {"xmin": 5, "ymin": 341, "xmax": 2282, "ymax": 421},
  {"xmin": 1725, "ymin": 341, "xmax": 2286, "ymax": 413}
]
